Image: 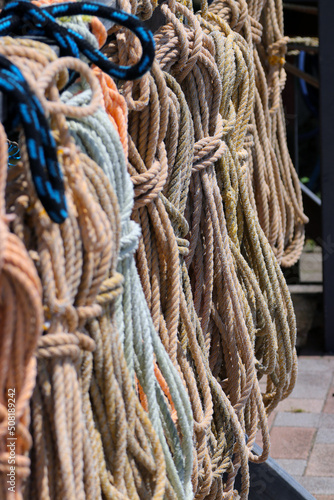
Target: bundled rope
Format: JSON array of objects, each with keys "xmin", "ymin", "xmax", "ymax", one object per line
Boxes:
[
  {"xmin": 2, "ymin": 38, "xmax": 117, "ymax": 498},
  {"xmin": 0, "ymin": 0, "xmax": 305, "ymax": 498},
  {"xmin": 61, "ymin": 75, "xmax": 194, "ymax": 500},
  {"xmin": 0, "ymin": 120, "xmax": 43, "ymax": 500},
  {"xmin": 2, "ymin": 34, "xmax": 185, "ymax": 500},
  {"xmin": 103, "ymin": 0, "xmax": 299, "ymax": 497},
  {"xmin": 223, "ymin": 0, "xmax": 308, "ymax": 267}
]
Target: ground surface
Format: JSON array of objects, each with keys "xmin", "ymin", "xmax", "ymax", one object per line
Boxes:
[{"xmin": 257, "ymin": 356, "xmax": 334, "ymax": 500}]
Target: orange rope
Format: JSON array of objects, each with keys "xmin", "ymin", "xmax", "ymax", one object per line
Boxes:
[
  {"xmin": 93, "ymin": 68, "xmax": 129, "ymax": 157},
  {"xmin": 0, "ymin": 123, "xmax": 44, "ymax": 500}
]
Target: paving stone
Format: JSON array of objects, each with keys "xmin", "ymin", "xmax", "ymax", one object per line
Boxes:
[
  {"xmin": 306, "ymin": 444, "xmax": 334, "ymax": 476},
  {"xmin": 298, "ymin": 477, "xmax": 334, "ymax": 495},
  {"xmin": 268, "ymin": 410, "xmax": 277, "ymax": 429},
  {"xmin": 298, "ymin": 357, "xmax": 334, "ymax": 373},
  {"xmin": 275, "ymin": 458, "xmax": 307, "ymax": 476},
  {"xmin": 316, "ymin": 428, "xmax": 334, "ymax": 444},
  {"xmin": 314, "ymin": 496, "xmax": 334, "ymax": 500},
  {"xmin": 275, "ymin": 412, "xmax": 320, "ymax": 428},
  {"xmin": 320, "ymin": 414, "xmax": 334, "ymax": 429},
  {"xmin": 276, "ymin": 398, "xmax": 323, "ymax": 414},
  {"xmin": 269, "ymin": 427, "xmax": 315, "ymax": 460},
  {"xmin": 318, "ymin": 356, "xmax": 334, "ymax": 370},
  {"xmin": 324, "ymin": 387, "xmax": 334, "ymax": 414},
  {"xmin": 290, "ymin": 371, "xmax": 332, "ymax": 399}
]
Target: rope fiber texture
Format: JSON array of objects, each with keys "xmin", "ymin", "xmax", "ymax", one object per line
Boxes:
[
  {"xmin": 103, "ymin": 0, "xmax": 300, "ymax": 497},
  {"xmin": 0, "ymin": 0, "xmax": 305, "ymax": 499}
]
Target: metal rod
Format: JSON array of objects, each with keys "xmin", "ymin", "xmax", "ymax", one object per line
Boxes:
[
  {"xmin": 284, "ymin": 61, "xmax": 319, "ymax": 88},
  {"xmin": 283, "ymin": 3, "xmax": 318, "ymax": 15},
  {"xmin": 294, "ymin": 69, "xmax": 299, "ymax": 174},
  {"xmin": 288, "ymin": 43, "xmax": 318, "ymax": 53},
  {"xmin": 300, "ymin": 182, "xmax": 322, "ymax": 206}
]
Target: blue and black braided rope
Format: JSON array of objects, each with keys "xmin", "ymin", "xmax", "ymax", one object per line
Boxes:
[
  {"xmin": 7, "ymin": 141, "xmax": 20, "ymax": 166},
  {"xmin": 0, "ymin": 55, "xmax": 67, "ymax": 223},
  {"xmin": 0, "ymin": 1, "xmax": 155, "ymax": 80}
]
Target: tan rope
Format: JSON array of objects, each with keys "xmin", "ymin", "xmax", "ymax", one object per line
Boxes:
[
  {"xmin": 1, "ymin": 0, "xmax": 304, "ymax": 496},
  {"xmin": 0, "ymin": 120, "xmax": 44, "ymax": 500},
  {"xmin": 2, "ymin": 38, "xmax": 166, "ymax": 499},
  {"xmin": 103, "ymin": 0, "xmax": 301, "ymax": 497}
]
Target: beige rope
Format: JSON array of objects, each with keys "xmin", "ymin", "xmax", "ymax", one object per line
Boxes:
[
  {"xmin": 103, "ymin": 0, "xmax": 301, "ymax": 497},
  {"xmin": 0, "ymin": 0, "xmax": 304, "ymax": 496},
  {"xmin": 3, "ymin": 38, "xmax": 166, "ymax": 499},
  {"xmin": 0, "ymin": 121, "xmax": 44, "ymax": 500}
]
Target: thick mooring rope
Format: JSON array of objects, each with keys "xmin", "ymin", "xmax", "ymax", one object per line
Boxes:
[
  {"xmin": 0, "ymin": 0, "xmax": 305, "ymax": 498},
  {"xmin": 103, "ymin": 0, "xmax": 299, "ymax": 497},
  {"xmin": 0, "ymin": 121, "xmax": 44, "ymax": 500}
]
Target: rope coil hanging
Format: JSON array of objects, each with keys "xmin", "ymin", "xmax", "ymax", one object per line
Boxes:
[{"xmin": 0, "ymin": 0, "xmax": 306, "ymax": 498}]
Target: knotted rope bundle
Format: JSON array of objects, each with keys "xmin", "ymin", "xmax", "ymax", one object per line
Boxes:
[
  {"xmin": 2, "ymin": 38, "xmax": 167, "ymax": 500},
  {"xmin": 61, "ymin": 77, "xmax": 194, "ymax": 499},
  {"xmin": 103, "ymin": 0, "xmax": 300, "ymax": 497},
  {"xmin": 2, "ymin": 30, "xmax": 190, "ymax": 500},
  {"xmin": 0, "ymin": 121, "xmax": 44, "ymax": 500},
  {"xmin": 0, "ymin": 0, "xmax": 305, "ymax": 497},
  {"xmin": 2, "ymin": 39, "xmax": 113, "ymax": 498},
  {"xmin": 210, "ymin": 0, "xmax": 308, "ymax": 266}
]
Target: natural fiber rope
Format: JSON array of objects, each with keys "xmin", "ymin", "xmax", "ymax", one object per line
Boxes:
[
  {"xmin": 103, "ymin": 0, "xmax": 300, "ymax": 497},
  {"xmin": 0, "ymin": 120, "xmax": 44, "ymax": 500},
  {"xmin": 0, "ymin": 0, "xmax": 304, "ymax": 497},
  {"xmin": 2, "ymin": 36, "xmax": 176, "ymax": 500},
  {"xmin": 61, "ymin": 79, "xmax": 194, "ymax": 499}
]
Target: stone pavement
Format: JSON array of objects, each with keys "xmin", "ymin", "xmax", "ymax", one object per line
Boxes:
[{"xmin": 257, "ymin": 356, "xmax": 334, "ymax": 500}]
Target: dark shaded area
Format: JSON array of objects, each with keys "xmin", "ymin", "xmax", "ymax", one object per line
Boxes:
[{"xmin": 235, "ymin": 444, "xmax": 316, "ymax": 500}]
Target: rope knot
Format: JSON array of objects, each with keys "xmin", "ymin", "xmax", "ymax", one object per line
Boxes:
[
  {"xmin": 192, "ymin": 115, "xmax": 226, "ymax": 172},
  {"xmin": 76, "ymin": 303, "xmax": 103, "ymax": 320},
  {"xmin": 267, "ymin": 37, "xmax": 288, "ymax": 67},
  {"xmin": 176, "ymin": 237, "xmax": 189, "ymax": 256},
  {"xmin": 132, "ymin": 155, "xmax": 168, "ymax": 208},
  {"xmin": 37, "ymin": 332, "xmax": 95, "ymax": 360},
  {"xmin": 120, "ymin": 220, "xmax": 141, "ymax": 258},
  {"xmin": 192, "ymin": 137, "xmax": 226, "ymax": 172},
  {"xmin": 96, "ymin": 272, "xmax": 124, "ymax": 304}
]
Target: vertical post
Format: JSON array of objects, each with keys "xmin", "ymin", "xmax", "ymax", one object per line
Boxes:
[
  {"xmin": 319, "ymin": 0, "xmax": 334, "ymax": 352},
  {"xmin": 294, "ymin": 62, "xmax": 299, "ymax": 175}
]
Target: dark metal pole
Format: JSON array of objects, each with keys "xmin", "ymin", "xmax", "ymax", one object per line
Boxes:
[
  {"xmin": 283, "ymin": 4, "xmax": 318, "ymax": 15},
  {"xmin": 319, "ymin": 0, "xmax": 334, "ymax": 352},
  {"xmin": 284, "ymin": 61, "xmax": 319, "ymax": 89},
  {"xmin": 294, "ymin": 61, "xmax": 299, "ymax": 174}
]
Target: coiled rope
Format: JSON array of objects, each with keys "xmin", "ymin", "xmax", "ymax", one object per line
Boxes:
[
  {"xmin": 0, "ymin": 0, "xmax": 304, "ymax": 498},
  {"xmin": 0, "ymin": 120, "xmax": 44, "ymax": 500},
  {"xmin": 103, "ymin": 0, "xmax": 299, "ymax": 497}
]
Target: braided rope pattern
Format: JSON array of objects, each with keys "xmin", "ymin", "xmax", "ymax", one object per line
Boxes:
[{"xmin": 0, "ymin": 0, "xmax": 304, "ymax": 498}]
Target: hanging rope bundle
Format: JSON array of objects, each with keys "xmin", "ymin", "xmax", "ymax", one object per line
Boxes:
[
  {"xmin": 0, "ymin": 121, "xmax": 44, "ymax": 500},
  {"xmin": 209, "ymin": 0, "xmax": 308, "ymax": 266},
  {"xmin": 61, "ymin": 77, "xmax": 194, "ymax": 500},
  {"xmin": 2, "ymin": 34, "xmax": 183, "ymax": 500},
  {"xmin": 102, "ymin": 0, "xmax": 300, "ymax": 497},
  {"xmin": 2, "ymin": 38, "xmax": 117, "ymax": 498},
  {"xmin": 0, "ymin": 0, "xmax": 306, "ymax": 498}
]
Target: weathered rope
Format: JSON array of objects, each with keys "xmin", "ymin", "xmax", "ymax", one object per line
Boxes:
[
  {"xmin": 0, "ymin": 120, "xmax": 44, "ymax": 500},
  {"xmin": 0, "ymin": 0, "xmax": 304, "ymax": 497},
  {"xmin": 103, "ymin": 0, "xmax": 300, "ymax": 497},
  {"xmin": 61, "ymin": 78, "xmax": 194, "ymax": 499}
]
